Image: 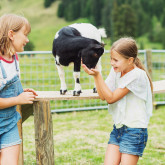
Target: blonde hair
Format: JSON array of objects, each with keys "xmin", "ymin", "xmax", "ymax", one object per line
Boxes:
[
  {"xmin": 0, "ymin": 14, "xmax": 31, "ymax": 57},
  {"xmin": 111, "ymin": 37, "xmax": 153, "ymax": 92}
]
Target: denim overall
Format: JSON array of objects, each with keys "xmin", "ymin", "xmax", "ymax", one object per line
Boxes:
[{"xmin": 0, "ymin": 55, "xmax": 23, "ymax": 149}]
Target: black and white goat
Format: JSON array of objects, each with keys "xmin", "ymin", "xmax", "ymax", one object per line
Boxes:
[{"xmin": 52, "ymin": 23, "xmax": 104, "ymax": 96}]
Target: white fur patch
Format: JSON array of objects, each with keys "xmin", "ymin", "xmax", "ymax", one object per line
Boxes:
[
  {"xmin": 98, "ymin": 28, "xmax": 107, "ymax": 38},
  {"xmin": 69, "ymin": 23, "xmax": 101, "ymax": 42},
  {"xmin": 56, "ymin": 56, "xmax": 60, "ymax": 64},
  {"xmin": 73, "ymin": 72, "xmax": 81, "ymax": 91},
  {"xmin": 56, "ymin": 63, "xmax": 67, "ymax": 90},
  {"xmin": 55, "ymin": 31, "xmax": 59, "ymax": 39}
]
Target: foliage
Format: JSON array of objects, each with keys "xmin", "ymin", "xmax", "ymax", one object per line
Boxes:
[
  {"xmin": 44, "ymin": 0, "xmax": 55, "ymax": 8},
  {"xmin": 24, "ymin": 41, "xmax": 35, "ymax": 51},
  {"xmin": 0, "ymin": 0, "xmax": 163, "ymax": 50},
  {"xmin": 56, "ymin": 0, "xmax": 165, "ymax": 45},
  {"xmin": 161, "ymin": 29, "xmax": 165, "ymax": 49}
]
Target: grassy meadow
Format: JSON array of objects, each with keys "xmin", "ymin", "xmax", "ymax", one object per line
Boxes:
[{"xmin": 22, "ymin": 106, "xmax": 165, "ymax": 165}]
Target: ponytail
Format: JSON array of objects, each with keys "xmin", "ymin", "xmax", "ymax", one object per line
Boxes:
[{"xmin": 135, "ymin": 57, "xmax": 153, "ymax": 92}]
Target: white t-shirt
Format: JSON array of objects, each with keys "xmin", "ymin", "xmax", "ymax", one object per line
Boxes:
[
  {"xmin": 0, "ymin": 54, "xmax": 20, "ymax": 84},
  {"xmin": 105, "ymin": 67, "xmax": 153, "ymax": 128}
]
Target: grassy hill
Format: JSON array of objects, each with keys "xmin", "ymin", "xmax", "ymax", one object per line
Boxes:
[
  {"xmin": 0, "ymin": 0, "xmax": 163, "ymax": 50},
  {"xmin": 0, "ymin": 0, "xmax": 76, "ymax": 50}
]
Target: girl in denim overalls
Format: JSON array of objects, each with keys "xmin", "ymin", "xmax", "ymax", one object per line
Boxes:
[
  {"xmin": 0, "ymin": 14, "xmax": 37, "ymax": 165},
  {"xmin": 82, "ymin": 37, "xmax": 153, "ymax": 165}
]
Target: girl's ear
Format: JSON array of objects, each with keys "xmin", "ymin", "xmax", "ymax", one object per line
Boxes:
[
  {"xmin": 8, "ymin": 30, "xmax": 14, "ymax": 40},
  {"xmin": 128, "ymin": 57, "xmax": 134, "ymax": 64}
]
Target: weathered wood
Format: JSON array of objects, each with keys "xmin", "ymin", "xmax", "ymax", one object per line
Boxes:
[
  {"xmin": 34, "ymin": 89, "xmax": 99, "ymax": 101},
  {"xmin": 17, "ymin": 105, "xmax": 24, "ymax": 165},
  {"xmin": 21, "ymin": 104, "xmax": 33, "ymax": 123},
  {"xmin": 33, "ymin": 101, "xmax": 55, "ymax": 165},
  {"xmin": 146, "ymin": 49, "xmax": 152, "ymax": 79},
  {"xmin": 153, "ymin": 80, "xmax": 165, "ymax": 94},
  {"xmin": 32, "ymin": 82, "xmax": 165, "ymax": 101}
]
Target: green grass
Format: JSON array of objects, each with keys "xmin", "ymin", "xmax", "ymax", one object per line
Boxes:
[
  {"xmin": 22, "ymin": 106, "xmax": 165, "ymax": 165},
  {"xmin": 137, "ymin": 35, "xmax": 163, "ymax": 50}
]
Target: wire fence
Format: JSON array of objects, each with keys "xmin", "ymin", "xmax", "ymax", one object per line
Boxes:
[{"xmin": 18, "ymin": 49, "xmax": 165, "ymax": 112}]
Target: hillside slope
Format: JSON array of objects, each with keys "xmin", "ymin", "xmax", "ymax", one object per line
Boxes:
[{"xmin": 0, "ymin": 0, "xmax": 70, "ymax": 50}]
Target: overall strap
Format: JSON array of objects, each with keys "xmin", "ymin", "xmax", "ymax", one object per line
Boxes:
[
  {"xmin": 14, "ymin": 55, "xmax": 19, "ymax": 72},
  {"xmin": 0, "ymin": 60, "xmax": 7, "ymax": 79}
]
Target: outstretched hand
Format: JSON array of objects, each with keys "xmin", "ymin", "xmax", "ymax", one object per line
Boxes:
[{"xmin": 81, "ymin": 64, "xmax": 99, "ymax": 76}]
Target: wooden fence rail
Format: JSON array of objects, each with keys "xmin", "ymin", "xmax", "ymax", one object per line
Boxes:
[{"xmin": 17, "ymin": 80, "xmax": 165, "ymax": 165}]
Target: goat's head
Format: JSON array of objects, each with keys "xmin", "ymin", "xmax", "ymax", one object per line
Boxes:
[{"xmin": 80, "ymin": 43, "xmax": 104, "ymax": 69}]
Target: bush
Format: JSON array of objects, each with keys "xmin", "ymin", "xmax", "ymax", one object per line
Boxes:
[{"xmin": 24, "ymin": 42, "xmax": 35, "ymax": 51}]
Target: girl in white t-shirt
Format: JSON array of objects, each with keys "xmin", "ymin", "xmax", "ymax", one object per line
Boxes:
[{"xmin": 82, "ymin": 37, "xmax": 153, "ymax": 165}]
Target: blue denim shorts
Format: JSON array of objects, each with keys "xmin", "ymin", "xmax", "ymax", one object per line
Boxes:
[
  {"xmin": 108, "ymin": 125, "xmax": 148, "ymax": 157},
  {"xmin": 0, "ymin": 110, "xmax": 22, "ymax": 150},
  {"xmin": 0, "ymin": 123, "xmax": 22, "ymax": 150}
]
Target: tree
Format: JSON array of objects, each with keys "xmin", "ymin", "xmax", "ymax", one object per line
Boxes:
[
  {"xmin": 57, "ymin": 2, "xmax": 64, "ymax": 18},
  {"xmin": 91, "ymin": 0, "xmax": 103, "ymax": 26},
  {"xmin": 112, "ymin": 3, "xmax": 137, "ymax": 41},
  {"xmin": 161, "ymin": 29, "xmax": 165, "ymax": 49},
  {"xmin": 161, "ymin": 9, "xmax": 165, "ymax": 28},
  {"xmin": 101, "ymin": 0, "xmax": 113, "ymax": 38},
  {"xmin": 24, "ymin": 42, "xmax": 35, "ymax": 51},
  {"xmin": 44, "ymin": 0, "xmax": 55, "ymax": 8}
]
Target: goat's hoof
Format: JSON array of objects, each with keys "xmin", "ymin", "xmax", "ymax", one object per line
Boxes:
[
  {"xmin": 73, "ymin": 90, "xmax": 82, "ymax": 96},
  {"xmin": 60, "ymin": 89, "xmax": 67, "ymax": 95},
  {"xmin": 93, "ymin": 87, "xmax": 97, "ymax": 93}
]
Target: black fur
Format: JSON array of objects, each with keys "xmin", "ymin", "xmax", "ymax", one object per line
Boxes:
[{"xmin": 52, "ymin": 26, "xmax": 104, "ymax": 71}]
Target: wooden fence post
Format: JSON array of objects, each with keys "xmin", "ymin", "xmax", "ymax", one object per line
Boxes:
[
  {"xmin": 33, "ymin": 101, "xmax": 55, "ymax": 165},
  {"xmin": 17, "ymin": 105, "xmax": 24, "ymax": 165},
  {"xmin": 146, "ymin": 49, "xmax": 152, "ymax": 79}
]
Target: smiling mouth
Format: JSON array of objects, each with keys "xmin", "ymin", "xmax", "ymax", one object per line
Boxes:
[{"xmin": 113, "ymin": 67, "xmax": 118, "ymax": 70}]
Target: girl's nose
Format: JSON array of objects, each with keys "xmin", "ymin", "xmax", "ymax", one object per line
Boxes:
[{"xmin": 26, "ymin": 38, "xmax": 29, "ymax": 43}]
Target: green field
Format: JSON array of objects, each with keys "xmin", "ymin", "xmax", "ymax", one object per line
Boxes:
[{"xmin": 22, "ymin": 106, "xmax": 165, "ymax": 165}]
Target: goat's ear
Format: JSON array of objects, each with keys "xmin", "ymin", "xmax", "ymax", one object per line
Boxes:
[
  {"xmin": 93, "ymin": 44, "xmax": 104, "ymax": 55},
  {"xmin": 93, "ymin": 44, "xmax": 103, "ymax": 49},
  {"xmin": 101, "ymin": 43, "xmax": 106, "ymax": 47}
]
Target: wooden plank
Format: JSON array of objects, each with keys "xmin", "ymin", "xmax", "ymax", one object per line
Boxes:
[
  {"xmin": 153, "ymin": 80, "xmax": 165, "ymax": 94},
  {"xmin": 33, "ymin": 81, "xmax": 165, "ymax": 101},
  {"xmin": 17, "ymin": 105, "xmax": 24, "ymax": 165},
  {"xmin": 21, "ymin": 80, "xmax": 165, "ymax": 125},
  {"xmin": 33, "ymin": 101, "xmax": 55, "ymax": 165},
  {"xmin": 34, "ymin": 89, "xmax": 99, "ymax": 101}
]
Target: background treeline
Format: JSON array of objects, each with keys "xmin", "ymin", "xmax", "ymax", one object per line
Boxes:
[{"xmin": 45, "ymin": 0, "xmax": 165, "ymax": 48}]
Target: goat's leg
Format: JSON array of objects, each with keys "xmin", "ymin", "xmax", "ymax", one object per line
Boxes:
[
  {"xmin": 73, "ymin": 57, "xmax": 82, "ymax": 96},
  {"xmin": 73, "ymin": 72, "xmax": 82, "ymax": 96},
  {"xmin": 55, "ymin": 58, "xmax": 67, "ymax": 95},
  {"xmin": 93, "ymin": 58, "xmax": 102, "ymax": 93}
]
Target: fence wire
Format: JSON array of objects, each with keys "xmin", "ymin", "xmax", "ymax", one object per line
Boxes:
[{"xmin": 18, "ymin": 50, "xmax": 165, "ymax": 112}]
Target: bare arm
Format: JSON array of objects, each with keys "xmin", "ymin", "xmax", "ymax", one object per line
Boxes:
[
  {"xmin": 82, "ymin": 64, "xmax": 105, "ymax": 100},
  {"xmin": 82, "ymin": 64, "xmax": 130, "ymax": 103},
  {"xmin": 0, "ymin": 91, "xmax": 37, "ymax": 109}
]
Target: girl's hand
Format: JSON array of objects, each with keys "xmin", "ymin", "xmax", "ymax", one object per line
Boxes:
[
  {"xmin": 82, "ymin": 64, "xmax": 99, "ymax": 76},
  {"xmin": 17, "ymin": 92, "xmax": 36, "ymax": 104},
  {"xmin": 24, "ymin": 88, "xmax": 38, "ymax": 96}
]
